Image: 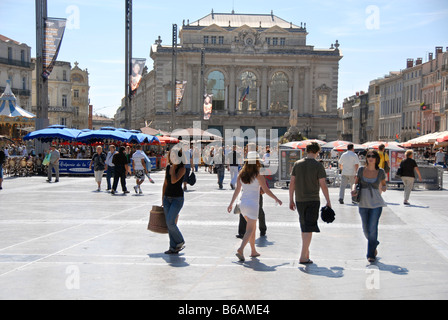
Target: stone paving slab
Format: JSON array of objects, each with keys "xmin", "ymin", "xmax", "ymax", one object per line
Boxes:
[{"xmin": 0, "ymin": 170, "xmax": 447, "ymax": 300}]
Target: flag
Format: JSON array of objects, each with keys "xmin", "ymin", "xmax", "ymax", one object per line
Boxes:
[
  {"xmin": 203, "ymin": 94, "xmax": 213, "ymax": 120},
  {"xmin": 240, "ymin": 86, "xmax": 250, "ymax": 102},
  {"xmin": 42, "ymin": 18, "xmax": 67, "ymax": 79},
  {"xmin": 175, "ymin": 81, "xmax": 187, "ymax": 112},
  {"xmin": 129, "ymin": 58, "xmax": 146, "ymax": 98}
]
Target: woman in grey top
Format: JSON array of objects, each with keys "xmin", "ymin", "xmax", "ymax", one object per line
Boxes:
[{"xmin": 352, "ymin": 150, "xmax": 387, "ymax": 263}]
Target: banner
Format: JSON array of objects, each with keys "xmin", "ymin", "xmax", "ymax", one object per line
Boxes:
[
  {"xmin": 203, "ymin": 94, "xmax": 213, "ymax": 120},
  {"xmin": 175, "ymin": 80, "xmax": 187, "ymax": 111},
  {"xmin": 42, "ymin": 18, "xmax": 67, "ymax": 79},
  {"xmin": 130, "ymin": 58, "xmax": 146, "ymax": 97}
]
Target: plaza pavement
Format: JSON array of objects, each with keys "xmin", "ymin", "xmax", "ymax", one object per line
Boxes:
[{"xmin": 0, "ymin": 169, "xmax": 447, "ymax": 300}]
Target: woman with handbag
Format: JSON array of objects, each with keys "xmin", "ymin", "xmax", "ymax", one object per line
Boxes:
[
  {"xmin": 162, "ymin": 148, "xmax": 186, "ymax": 254},
  {"xmin": 227, "ymin": 151, "xmax": 282, "ymax": 261},
  {"xmin": 352, "ymin": 150, "xmax": 387, "ymax": 263},
  {"xmin": 399, "ymin": 150, "xmax": 422, "ymax": 205}
]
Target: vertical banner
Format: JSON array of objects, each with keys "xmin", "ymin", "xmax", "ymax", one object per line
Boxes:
[
  {"xmin": 130, "ymin": 58, "xmax": 146, "ymax": 98},
  {"xmin": 203, "ymin": 94, "xmax": 213, "ymax": 120},
  {"xmin": 42, "ymin": 18, "xmax": 67, "ymax": 79},
  {"xmin": 175, "ymin": 80, "xmax": 187, "ymax": 111}
]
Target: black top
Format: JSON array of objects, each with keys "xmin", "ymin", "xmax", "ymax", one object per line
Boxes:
[
  {"xmin": 165, "ymin": 165, "xmax": 185, "ymax": 198},
  {"xmin": 112, "ymin": 152, "xmax": 128, "ymax": 168},
  {"xmin": 400, "ymin": 158, "xmax": 418, "ymax": 178}
]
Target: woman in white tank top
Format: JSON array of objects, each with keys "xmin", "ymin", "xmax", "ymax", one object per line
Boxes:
[{"xmin": 228, "ymin": 152, "xmax": 282, "ymax": 261}]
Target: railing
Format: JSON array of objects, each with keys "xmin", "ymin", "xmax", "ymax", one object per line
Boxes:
[{"xmin": 0, "ymin": 57, "xmax": 34, "ymax": 69}]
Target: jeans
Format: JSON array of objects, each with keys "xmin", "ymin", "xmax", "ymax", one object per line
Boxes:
[
  {"xmin": 112, "ymin": 167, "xmax": 127, "ymax": 192},
  {"xmin": 163, "ymin": 196, "xmax": 185, "ymax": 250},
  {"xmin": 358, "ymin": 207, "xmax": 383, "ymax": 259},
  {"xmin": 106, "ymin": 166, "xmax": 115, "ymax": 190}
]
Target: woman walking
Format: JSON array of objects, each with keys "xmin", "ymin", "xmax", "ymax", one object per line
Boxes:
[
  {"xmin": 162, "ymin": 149, "xmax": 187, "ymax": 254},
  {"xmin": 227, "ymin": 151, "xmax": 282, "ymax": 261},
  {"xmin": 89, "ymin": 146, "xmax": 106, "ymax": 192},
  {"xmin": 399, "ymin": 150, "xmax": 422, "ymax": 205},
  {"xmin": 352, "ymin": 150, "xmax": 387, "ymax": 263}
]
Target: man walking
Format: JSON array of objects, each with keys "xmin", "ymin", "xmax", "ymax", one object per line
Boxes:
[
  {"xmin": 289, "ymin": 142, "xmax": 332, "ymax": 264},
  {"xmin": 131, "ymin": 145, "xmax": 148, "ymax": 194},
  {"xmin": 227, "ymin": 145, "xmax": 242, "ymax": 190},
  {"xmin": 46, "ymin": 146, "xmax": 60, "ymax": 183},
  {"xmin": 338, "ymin": 144, "xmax": 360, "ymax": 204},
  {"xmin": 105, "ymin": 145, "xmax": 117, "ymax": 192}
]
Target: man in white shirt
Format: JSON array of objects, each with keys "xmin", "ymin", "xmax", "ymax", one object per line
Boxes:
[
  {"xmin": 131, "ymin": 145, "xmax": 148, "ymax": 194},
  {"xmin": 105, "ymin": 145, "xmax": 117, "ymax": 191},
  {"xmin": 338, "ymin": 144, "xmax": 360, "ymax": 204}
]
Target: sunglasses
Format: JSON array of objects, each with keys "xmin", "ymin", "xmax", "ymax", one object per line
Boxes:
[{"xmin": 366, "ymin": 154, "xmax": 376, "ymax": 158}]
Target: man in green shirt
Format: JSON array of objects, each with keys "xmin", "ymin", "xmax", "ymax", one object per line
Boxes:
[{"xmin": 289, "ymin": 142, "xmax": 332, "ymax": 264}]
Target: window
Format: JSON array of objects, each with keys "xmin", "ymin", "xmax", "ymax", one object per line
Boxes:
[
  {"xmin": 60, "ymin": 118, "xmax": 67, "ymax": 126},
  {"xmin": 22, "ymin": 77, "xmax": 26, "ymax": 90},
  {"xmin": 63, "ymin": 70, "xmax": 67, "ymax": 81},
  {"xmin": 62, "ymin": 95, "xmax": 68, "ymax": 107},
  {"xmin": 272, "ymin": 38, "xmax": 278, "ymax": 46},
  {"xmin": 74, "ymin": 89, "xmax": 79, "ymax": 98},
  {"xmin": 211, "ymin": 36, "xmax": 216, "ymax": 44},
  {"xmin": 21, "ymin": 50, "xmax": 25, "ymax": 63},
  {"xmin": 218, "ymin": 36, "xmax": 224, "ymax": 45},
  {"xmin": 8, "ymin": 47, "xmax": 12, "ymax": 61},
  {"xmin": 203, "ymin": 36, "xmax": 209, "ymax": 45},
  {"xmin": 280, "ymin": 38, "xmax": 286, "ymax": 46},
  {"xmin": 238, "ymin": 71, "xmax": 257, "ymax": 112},
  {"xmin": 206, "ymin": 71, "xmax": 225, "ymax": 111},
  {"xmin": 270, "ymin": 72, "xmax": 289, "ymax": 113},
  {"xmin": 265, "ymin": 38, "xmax": 271, "ymax": 45}
]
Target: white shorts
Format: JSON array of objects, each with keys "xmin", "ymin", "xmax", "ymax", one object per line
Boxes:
[{"xmin": 94, "ymin": 170, "xmax": 104, "ymax": 183}]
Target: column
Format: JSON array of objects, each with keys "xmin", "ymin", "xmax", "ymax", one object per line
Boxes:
[
  {"xmin": 260, "ymin": 67, "xmax": 268, "ymax": 116},
  {"xmin": 229, "ymin": 66, "xmax": 236, "ymax": 115}
]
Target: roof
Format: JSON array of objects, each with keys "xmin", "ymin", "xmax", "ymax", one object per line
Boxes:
[
  {"xmin": 0, "ymin": 34, "xmax": 29, "ymax": 47},
  {"xmin": 189, "ymin": 11, "xmax": 302, "ymax": 29}
]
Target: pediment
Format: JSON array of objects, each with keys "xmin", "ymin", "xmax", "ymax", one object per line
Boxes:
[
  {"xmin": 263, "ymin": 25, "xmax": 289, "ymax": 34},
  {"xmin": 200, "ymin": 24, "xmax": 228, "ymax": 33},
  {"xmin": 232, "ymin": 24, "xmax": 256, "ymax": 33}
]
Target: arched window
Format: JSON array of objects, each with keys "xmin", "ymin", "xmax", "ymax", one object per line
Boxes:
[
  {"xmin": 238, "ymin": 71, "xmax": 257, "ymax": 112},
  {"xmin": 206, "ymin": 71, "xmax": 225, "ymax": 111},
  {"xmin": 270, "ymin": 72, "xmax": 289, "ymax": 113}
]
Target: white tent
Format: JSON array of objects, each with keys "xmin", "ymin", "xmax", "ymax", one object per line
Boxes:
[{"xmin": 0, "ymin": 80, "xmax": 35, "ymax": 118}]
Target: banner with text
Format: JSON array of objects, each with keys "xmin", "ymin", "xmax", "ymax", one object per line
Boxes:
[{"xmin": 42, "ymin": 18, "xmax": 67, "ymax": 79}]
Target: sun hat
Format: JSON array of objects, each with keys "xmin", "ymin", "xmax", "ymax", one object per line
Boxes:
[
  {"xmin": 321, "ymin": 206, "xmax": 336, "ymax": 224},
  {"xmin": 244, "ymin": 151, "xmax": 263, "ymax": 162}
]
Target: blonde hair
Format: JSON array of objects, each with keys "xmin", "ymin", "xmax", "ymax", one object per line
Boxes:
[{"xmin": 405, "ymin": 150, "xmax": 413, "ymax": 158}]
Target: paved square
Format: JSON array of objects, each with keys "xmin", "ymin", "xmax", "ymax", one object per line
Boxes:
[{"xmin": 0, "ymin": 170, "xmax": 447, "ymax": 300}]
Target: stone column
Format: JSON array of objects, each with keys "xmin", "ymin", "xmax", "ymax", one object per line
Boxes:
[
  {"xmin": 260, "ymin": 67, "xmax": 268, "ymax": 116},
  {"xmin": 229, "ymin": 66, "xmax": 236, "ymax": 115}
]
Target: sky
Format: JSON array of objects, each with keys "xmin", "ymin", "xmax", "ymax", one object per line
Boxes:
[{"xmin": 1, "ymin": 0, "xmax": 448, "ymax": 119}]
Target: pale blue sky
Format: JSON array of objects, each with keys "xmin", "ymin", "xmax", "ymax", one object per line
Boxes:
[{"xmin": 1, "ymin": 0, "xmax": 447, "ymax": 118}]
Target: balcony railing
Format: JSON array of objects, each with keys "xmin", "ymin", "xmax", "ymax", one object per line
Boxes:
[{"xmin": 0, "ymin": 57, "xmax": 34, "ymax": 69}]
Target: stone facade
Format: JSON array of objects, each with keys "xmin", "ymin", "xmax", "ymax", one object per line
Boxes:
[{"xmin": 130, "ymin": 11, "xmax": 342, "ymax": 140}]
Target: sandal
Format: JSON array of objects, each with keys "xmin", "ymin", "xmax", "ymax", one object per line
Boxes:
[
  {"xmin": 235, "ymin": 252, "xmax": 245, "ymax": 262},
  {"xmin": 299, "ymin": 259, "xmax": 313, "ymax": 265}
]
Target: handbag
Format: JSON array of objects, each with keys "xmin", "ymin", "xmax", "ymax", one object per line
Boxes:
[
  {"xmin": 187, "ymin": 171, "xmax": 196, "ymax": 186},
  {"xmin": 352, "ymin": 167, "xmax": 363, "ymax": 203},
  {"xmin": 42, "ymin": 153, "xmax": 51, "ymax": 166},
  {"xmin": 233, "ymin": 203, "xmax": 241, "ymax": 214}
]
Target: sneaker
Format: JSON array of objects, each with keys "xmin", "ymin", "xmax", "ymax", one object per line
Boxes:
[
  {"xmin": 339, "ymin": 199, "xmax": 344, "ymax": 204},
  {"xmin": 133, "ymin": 185, "xmax": 138, "ymax": 194},
  {"xmin": 139, "ymin": 187, "xmax": 143, "ymax": 194},
  {"xmin": 123, "ymin": 190, "xmax": 130, "ymax": 194}
]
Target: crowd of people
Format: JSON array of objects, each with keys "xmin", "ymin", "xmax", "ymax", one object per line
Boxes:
[{"xmin": 1, "ymin": 140, "xmax": 447, "ymax": 265}]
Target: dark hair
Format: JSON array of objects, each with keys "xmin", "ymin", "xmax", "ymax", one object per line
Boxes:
[
  {"xmin": 378, "ymin": 144, "xmax": 385, "ymax": 151},
  {"xmin": 306, "ymin": 142, "xmax": 321, "ymax": 154},
  {"xmin": 118, "ymin": 146, "xmax": 126, "ymax": 153},
  {"xmin": 366, "ymin": 149, "xmax": 380, "ymax": 170},
  {"xmin": 347, "ymin": 143, "xmax": 354, "ymax": 151},
  {"xmin": 239, "ymin": 161, "xmax": 261, "ymax": 184}
]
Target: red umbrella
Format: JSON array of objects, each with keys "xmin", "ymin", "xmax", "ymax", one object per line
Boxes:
[
  {"xmin": 321, "ymin": 140, "xmax": 351, "ymax": 150},
  {"xmin": 281, "ymin": 139, "xmax": 325, "ymax": 150}
]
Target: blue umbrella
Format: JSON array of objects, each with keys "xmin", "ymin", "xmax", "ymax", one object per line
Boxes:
[
  {"xmin": 76, "ymin": 127, "xmax": 130, "ymax": 144},
  {"xmin": 23, "ymin": 125, "xmax": 82, "ymax": 143},
  {"xmin": 127, "ymin": 130, "xmax": 159, "ymax": 144}
]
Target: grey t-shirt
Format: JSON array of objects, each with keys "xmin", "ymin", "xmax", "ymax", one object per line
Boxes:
[{"xmin": 357, "ymin": 167, "xmax": 387, "ymax": 208}]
